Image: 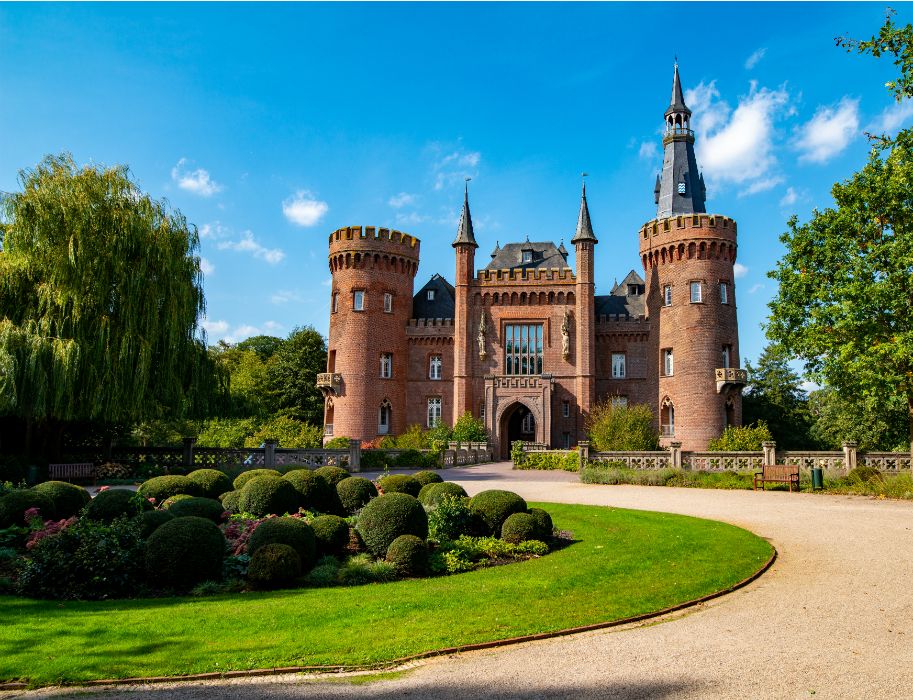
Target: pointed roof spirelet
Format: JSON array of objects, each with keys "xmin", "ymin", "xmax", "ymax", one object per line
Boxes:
[
  {"xmin": 490, "ymin": 240, "xmax": 500, "ymax": 258},
  {"xmin": 665, "ymin": 62, "xmax": 691, "ymax": 118},
  {"xmin": 571, "ymin": 178, "xmax": 598, "ymax": 244},
  {"xmin": 452, "ymin": 179, "xmax": 478, "ymax": 248}
]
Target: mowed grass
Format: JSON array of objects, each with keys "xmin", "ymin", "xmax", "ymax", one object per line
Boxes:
[{"xmin": 0, "ymin": 503, "xmax": 772, "ymax": 687}]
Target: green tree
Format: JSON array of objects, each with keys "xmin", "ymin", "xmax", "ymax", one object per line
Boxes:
[
  {"xmin": 235, "ymin": 335, "xmax": 284, "ymax": 361},
  {"xmin": 707, "ymin": 422, "xmax": 773, "ymax": 452},
  {"xmin": 265, "ymin": 326, "xmax": 327, "ymax": 425},
  {"xmin": 209, "ymin": 344, "xmax": 272, "ymax": 417},
  {"xmin": 768, "ymin": 14, "xmax": 913, "ymax": 450},
  {"xmin": 451, "ymin": 411, "xmax": 489, "ymax": 442},
  {"xmin": 586, "ymin": 402, "xmax": 659, "ymax": 452},
  {"xmin": 808, "ymin": 387, "xmax": 909, "ymax": 452},
  {"xmin": 0, "ymin": 154, "xmax": 223, "ymax": 455},
  {"xmin": 742, "ymin": 344, "xmax": 815, "ymax": 449}
]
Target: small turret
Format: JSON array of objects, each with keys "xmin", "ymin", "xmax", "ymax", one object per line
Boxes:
[
  {"xmin": 452, "ymin": 181, "xmax": 478, "ymax": 248},
  {"xmin": 571, "ymin": 181, "xmax": 598, "ymax": 244}
]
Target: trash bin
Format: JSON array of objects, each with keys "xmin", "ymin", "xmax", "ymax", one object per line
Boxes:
[{"xmin": 811, "ymin": 467, "xmax": 824, "ymax": 491}]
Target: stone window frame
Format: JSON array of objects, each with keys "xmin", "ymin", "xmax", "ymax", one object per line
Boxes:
[
  {"xmin": 662, "ymin": 348, "xmax": 674, "ymax": 377},
  {"xmin": 427, "ymin": 396, "xmax": 442, "ymax": 428},
  {"xmin": 332, "ymin": 292, "xmax": 339, "ymax": 313},
  {"xmin": 353, "ymin": 289, "xmax": 366, "ymax": 311},
  {"xmin": 611, "ymin": 352, "xmax": 626, "ymax": 379},
  {"xmin": 521, "ymin": 411, "xmax": 534, "ymax": 434},
  {"xmin": 429, "ymin": 354, "xmax": 443, "ymax": 380},
  {"xmin": 378, "ymin": 399, "xmax": 392, "ymax": 435},
  {"xmin": 379, "ymin": 352, "xmax": 393, "ymax": 379},
  {"xmin": 663, "ymin": 284, "xmax": 672, "ymax": 307},
  {"xmin": 504, "ymin": 322, "xmax": 545, "ymax": 376},
  {"xmin": 383, "ymin": 292, "xmax": 393, "ymax": 313},
  {"xmin": 689, "ymin": 280, "xmax": 703, "ymax": 304}
]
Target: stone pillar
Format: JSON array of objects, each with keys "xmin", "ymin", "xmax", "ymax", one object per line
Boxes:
[
  {"xmin": 762, "ymin": 441, "xmax": 776, "ymax": 466},
  {"xmin": 348, "ymin": 439, "xmax": 361, "ymax": 473},
  {"xmin": 842, "ymin": 441, "xmax": 858, "ymax": 474},
  {"xmin": 670, "ymin": 441, "xmax": 683, "ymax": 470},
  {"xmin": 264, "ymin": 439, "xmax": 278, "ymax": 468},
  {"xmin": 578, "ymin": 440, "xmax": 590, "ymax": 471},
  {"xmin": 182, "ymin": 437, "xmax": 197, "ymax": 468}
]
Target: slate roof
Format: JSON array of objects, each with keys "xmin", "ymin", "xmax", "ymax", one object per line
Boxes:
[
  {"xmin": 452, "ymin": 184, "xmax": 478, "ymax": 248},
  {"xmin": 665, "ymin": 63, "xmax": 691, "ymax": 117},
  {"xmin": 412, "ymin": 274, "xmax": 456, "ymax": 319},
  {"xmin": 595, "ymin": 269, "xmax": 645, "ymax": 318},
  {"xmin": 570, "ymin": 182, "xmax": 597, "ymax": 244},
  {"xmin": 484, "ymin": 240, "xmax": 570, "ymax": 271}
]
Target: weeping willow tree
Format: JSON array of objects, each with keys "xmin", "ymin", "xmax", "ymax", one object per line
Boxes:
[{"xmin": 0, "ymin": 154, "xmax": 224, "ymax": 454}]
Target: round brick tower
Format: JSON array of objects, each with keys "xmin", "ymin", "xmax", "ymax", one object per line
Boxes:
[
  {"xmin": 322, "ymin": 226, "xmax": 420, "ymax": 444},
  {"xmin": 640, "ymin": 64, "xmax": 745, "ymax": 451}
]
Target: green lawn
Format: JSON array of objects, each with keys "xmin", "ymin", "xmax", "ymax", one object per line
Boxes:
[{"xmin": 0, "ymin": 503, "xmax": 772, "ymax": 687}]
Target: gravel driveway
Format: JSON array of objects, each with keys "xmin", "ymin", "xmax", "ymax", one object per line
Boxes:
[{"xmin": 13, "ymin": 462, "xmax": 913, "ymax": 699}]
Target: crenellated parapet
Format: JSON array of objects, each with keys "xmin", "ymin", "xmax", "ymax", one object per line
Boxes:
[
  {"xmin": 476, "ymin": 267, "xmax": 576, "ymax": 284},
  {"xmin": 639, "ymin": 214, "xmax": 737, "ymax": 270},
  {"xmin": 328, "ymin": 226, "xmax": 420, "ymax": 277}
]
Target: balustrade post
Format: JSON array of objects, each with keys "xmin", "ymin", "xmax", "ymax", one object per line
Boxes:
[
  {"xmin": 578, "ymin": 440, "xmax": 590, "ymax": 471},
  {"xmin": 670, "ymin": 441, "xmax": 683, "ymax": 470},
  {"xmin": 762, "ymin": 441, "xmax": 776, "ymax": 466},
  {"xmin": 349, "ymin": 439, "xmax": 361, "ymax": 473},
  {"xmin": 182, "ymin": 437, "xmax": 197, "ymax": 468},
  {"xmin": 842, "ymin": 441, "xmax": 858, "ymax": 475},
  {"xmin": 263, "ymin": 439, "xmax": 278, "ymax": 468}
]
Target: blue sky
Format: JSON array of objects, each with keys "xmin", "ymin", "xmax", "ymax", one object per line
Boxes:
[{"xmin": 2, "ymin": 2, "xmax": 912, "ymax": 367}]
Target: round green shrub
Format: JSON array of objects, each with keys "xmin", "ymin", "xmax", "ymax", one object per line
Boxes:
[
  {"xmin": 233, "ymin": 469, "xmax": 281, "ymax": 490},
  {"xmin": 527, "ymin": 507, "xmax": 554, "ymax": 541},
  {"xmin": 221, "ymin": 490, "xmax": 242, "ymax": 514},
  {"xmin": 412, "ymin": 470, "xmax": 443, "ymax": 487},
  {"xmin": 32, "ymin": 481, "xmax": 90, "ymax": 519},
  {"xmin": 377, "ymin": 474, "xmax": 422, "ymax": 497},
  {"xmin": 283, "ymin": 469, "xmax": 336, "ymax": 512},
  {"xmin": 137, "ymin": 475, "xmax": 202, "ymax": 505},
  {"xmin": 315, "ymin": 466, "xmax": 350, "ymax": 488},
  {"xmin": 356, "ymin": 493, "xmax": 428, "ymax": 557},
  {"xmin": 145, "ymin": 516, "xmax": 226, "ymax": 590},
  {"xmin": 849, "ymin": 466, "xmax": 883, "ymax": 484},
  {"xmin": 134, "ymin": 509, "xmax": 175, "ymax": 539},
  {"xmin": 0, "ymin": 490, "xmax": 56, "ymax": 526},
  {"xmin": 336, "ymin": 476, "xmax": 378, "ymax": 514},
  {"xmin": 186, "ymin": 469, "xmax": 232, "ymax": 499},
  {"xmin": 248, "ymin": 517, "xmax": 316, "ymax": 571},
  {"xmin": 84, "ymin": 489, "xmax": 152, "ymax": 523},
  {"xmin": 310, "ymin": 514, "xmax": 349, "ymax": 557},
  {"xmin": 419, "ymin": 481, "xmax": 468, "ymax": 507},
  {"xmin": 501, "ymin": 512, "xmax": 539, "ymax": 544},
  {"xmin": 167, "ymin": 497, "xmax": 226, "ymax": 523},
  {"xmin": 161, "ymin": 494, "xmax": 193, "ymax": 509},
  {"xmin": 385, "ymin": 534, "xmax": 429, "ymax": 577},
  {"xmin": 248, "ymin": 543, "xmax": 302, "ymax": 590},
  {"xmin": 469, "ymin": 490, "xmax": 528, "ymax": 536},
  {"xmin": 238, "ymin": 476, "xmax": 300, "ymax": 518}
]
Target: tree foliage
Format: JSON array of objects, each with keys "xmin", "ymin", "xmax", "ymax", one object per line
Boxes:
[
  {"xmin": 264, "ymin": 326, "xmax": 327, "ymax": 425},
  {"xmin": 808, "ymin": 387, "xmax": 909, "ymax": 452},
  {"xmin": 586, "ymin": 402, "xmax": 659, "ymax": 452},
  {"xmin": 707, "ymin": 422, "xmax": 773, "ymax": 452},
  {"xmin": 0, "ymin": 154, "xmax": 222, "ymax": 428}
]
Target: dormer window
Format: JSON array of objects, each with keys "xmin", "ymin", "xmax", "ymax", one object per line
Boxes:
[
  {"xmin": 427, "ymin": 289, "xmax": 435, "ymax": 301},
  {"xmin": 522, "ymin": 251, "xmax": 533, "ymax": 264}
]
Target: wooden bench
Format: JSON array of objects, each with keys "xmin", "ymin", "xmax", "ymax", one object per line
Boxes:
[
  {"xmin": 754, "ymin": 464, "xmax": 800, "ymax": 492},
  {"xmin": 48, "ymin": 463, "xmax": 97, "ymax": 485}
]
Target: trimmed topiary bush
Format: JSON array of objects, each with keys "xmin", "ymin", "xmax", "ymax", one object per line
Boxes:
[
  {"xmin": 412, "ymin": 470, "xmax": 443, "ymax": 487},
  {"xmin": 315, "ymin": 466, "xmax": 350, "ymax": 488},
  {"xmin": 83, "ymin": 489, "xmax": 152, "ymax": 523},
  {"xmin": 247, "ymin": 543, "xmax": 302, "ymax": 590},
  {"xmin": 167, "ymin": 497, "xmax": 226, "ymax": 523},
  {"xmin": 145, "ymin": 516, "xmax": 226, "ymax": 590},
  {"xmin": 468, "ymin": 490, "xmax": 527, "ymax": 536},
  {"xmin": 385, "ymin": 534, "xmax": 429, "ymax": 577},
  {"xmin": 310, "ymin": 514, "xmax": 349, "ymax": 557},
  {"xmin": 356, "ymin": 493, "xmax": 428, "ymax": 557},
  {"xmin": 134, "ymin": 509, "xmax": 175, "ymax": 539},
  {"xmin": 501, "ymin": 512, "xmax": 539, "ymax": 544},
  {"xmin": 32, "ymin": 481, "xmax": 91, "ymax": 519},
  {"xmin": 238, "ymin": 476, "xmax": 299, "ymax": 518},
  {"xmin": 221, "ymin": 490, "xmax": 242, "ymax": 514},
  {"xmin": 233, "ymin": 469, "xmax": 281, "ymax": 490},
  {"xmin": 848, "ymin": 466, "xmax": 883, "ymax": 484},
  {"xmin": 248, "ymin": 516, "xmax": 316, "ymax": 571},
  {"xmin": 0, "ymin": 490, "xmax": 56, "ymax": 526},
  {"xmin": 137, "ymin": 475, "xmax": 202, "ymax": 505},
  {"xmin": 419, "ymin": 481, "xmax": 468, "ymax": 507},
  {"xmin": 336, "ymin": 476, "xmax": 378, "ymax": 514},
  {"xmin": 161, "ymin": 494, "xmax": 193, "ymax": 509},
  {"xmin": 377, "ymin": 474, "xmax": 422, "ymax": 497},
  {"xmin": 283, "ymin": 469, "xmax": 336, "ymax": 512},
  {"xmin": 186, "ymin": 469, "xmax": 232, "ymax": 499},
  {"xmin": 527, "ymin": 507, "xmax": 554, "ymax": 541}
]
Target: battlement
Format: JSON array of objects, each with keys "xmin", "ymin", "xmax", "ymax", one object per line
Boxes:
[
  {"xmin": 476, "ymin": 267, "xmax": 576, "ymax": 284},
  {"xmin": 595, "ymin": 314, "xmax": 648, "ymax": 324},
  {"xmin": 407, "ymin": 318, "xmax": 455, "ymax": 328},
  {"xmin": 639, "ymin": 214, "xmax": 737, "ymax": 241},
  {"xmin": 328, "ymin": 226, "xmax": 420, "ymax": 256}
]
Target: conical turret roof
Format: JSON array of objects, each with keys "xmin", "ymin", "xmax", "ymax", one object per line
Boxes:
[
  {"xmin": 571, "ymin": 181, "xmax": 598, "ymax": 244},
  {"xmin": 665, "ymin": 63, "xmax": 691, "ymax": 118},
  {"xmin": 452, "ymin": 182, "xmax": 478, "ymax": 248}
]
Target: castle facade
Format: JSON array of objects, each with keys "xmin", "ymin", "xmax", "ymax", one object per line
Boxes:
[{"xmin": 318, "ymin": 66, "xmax": 746, "ymax": 456}]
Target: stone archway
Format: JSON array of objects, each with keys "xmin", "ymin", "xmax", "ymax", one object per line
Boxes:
[{"xmin": 499, "ymin": 401, "xmax": 536, "ymax": 459}]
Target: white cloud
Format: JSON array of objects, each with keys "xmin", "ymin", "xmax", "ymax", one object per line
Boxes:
[
  {"xmin": 199, "ymin": 257, "xmax": 215, "ymax": 276},
  {"xmin": 388, "ymin": 192, "xmax": 417, "ymax": 208},
  {"xmin": 322, "ymin": 277, "xmax": 332, "ymax": 287},
  {"xmin": 270, "ymin": 289, "xmax": 304, "ymax": 304},
  {"xmin": 262, "ymin": 321, "xmax": 284, "ymax": 333},
  {"xmin": 745, "ymin": 48, "xmax": 767, "ymax": 70},
  {"xmin": 794, "ymin": 97, "xmax": 860, "ymax": 163},
  {"xmin": 199, "ymin": 222, "xmax": 229, "ymax": 240},
  {"xmin": 780, "ymin": 187, "xmax": 799, "ymax": 207},
  {"xmin": 638, "ymin": 141, "xmax": 658, "ymax": 161},
  {"xmin": 733, "ymin": 262, "xmax": 749, "ymax": 279},
  {"xmin": 217, "ymin": 231, "xmax": 285, "ymax": 264},
  {"xmin": 739, "ymin": 176, "xmax": 784, "ymax": 197},
  {"xmin": 171, "ymin": 158, "xmax": 222, "ymax": 197},
  {"xmin": 395, "ymin": 211, "xmax": 432, "ymax": 227},
  {"xmin": 201, "ymin": 318, "xmax": 229, "ymax": 336},
  {"xmin": 799, "ymin": 379, "xmax": 821, "ymax": 394},
  {"xmin": 225, "ymin": 325, "xmax": 261, "ymax": 343},
  {"xmin": 690, "ymin": 81, "xmax": 791, "ymax": 189},
  {"xmin": 748, "ymin": 283, "xmax": 765, "ymax": 294},
  {"xmin": 429, "ymin": 144, "xmax": 481, "ymax": 191},
  {"xmin": 282, "ymin": 190, "xmax": 329, "ymax": 227},
  {"xmin": 866, "ymin": 99, "xmax": 913, "ymax": 135}
]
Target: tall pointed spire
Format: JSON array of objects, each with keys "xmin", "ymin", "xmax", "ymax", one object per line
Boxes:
[
  {"xmin": 452, "ymin": 179, "xmax": 477, "ymax": 248},
  {"xmin": 666, "ymin": 62, "xmax": 691, "ymax": 118},
  {"xmin": 571, "ymin": 177, "xmax": 598, "ymax": 244}
]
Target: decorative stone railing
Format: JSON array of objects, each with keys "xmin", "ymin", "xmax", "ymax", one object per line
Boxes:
[
  {"xmin": 441, "ymin": 442, "xmax": 493, "ymax": 467},
  {"xmin": 860, "ymin": 452, "xmax": 912, "ymax": 472},
  {"xmin": 685, "ymin": 452, "xmax": 764, "ymax": 471},
  {"xmin": 586, "ymin": 449, "xmax": 672, "ymax": 470},
  {"xmin": 715, "ymin": 367, "xmax": 748, "ymax": 392},
  {"xmin": 316, "ymin": 372, "xmax": 342, "ymax": 396}
]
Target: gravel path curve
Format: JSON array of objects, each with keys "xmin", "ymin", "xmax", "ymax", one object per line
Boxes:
[{"xmin": 14, "ymin": 463, "xmax": 913, "ymax": 699}]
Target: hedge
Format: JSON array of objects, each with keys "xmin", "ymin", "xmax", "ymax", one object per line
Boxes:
[
  {"xmin": 468, "ymin": 490, "xmax": 527, "ymax": 536},
  {"xmin": 283, "ymin": 469, "xmax": 337, "ymax": 513},
  {"xmin": 527, "ymin": 507, "xmax": 554, "ymax": 541},
  {"xmin": 247, "ymin": 543, "xmax": 302, "ymax": 590},
  {"xmin": 314, "ymin": 466, "xmax": 351, "ymax": 488},
  {"xmin": 377, "ymin": 474, "xmax": 421, "ymax": 498},
  {"xmin": 233, "ymin": 469, "xmax": 281, "ymax": 491},
  {"xmin": 0, "ymin": 490, "xmax": 56, "ymax": 527},
  {"xmin": 419, "ymin": 481, "xmax": 468, "ymax": 507},
  {"xmin": 356, "ymin": 493, "xmax": 428, "ymax": 557},
  {"xmin": 32, "ymin": 481, "xmax": 91, "ymax": 519},
  {"xmin": 186, "ymin": 469, "xmax": 233, "ymax": 499},
  {"xmin": 385, "ymin": 534, "xmax": 429, "ymax": 577},
  {"xmin": 134, "ymin": 509, "xmax": 175, "ymax": 539},
  {"xmin": 137, "ymin": 475, "xmax": 202, "ymax": 504},
  {"xmin": 514, "ymin": 451, "xmax": 579, "ymax": 472},
  {"xmin": 167, "ymin": 497, "xmax": 226, "ymax": 523},
  {"xmin": 412, "ymin": 470, "xmax": 443, "ymax": 486},
  {"xmin": 500, "ymin": 512, "xmax": 539, "ymax": 544},
  {"xmin": 144, "ymin": 516, "xmax": 226, "ymax": 590},
  {"xmin": 310, "ymin": 514, "xmax": 350, "ymax": 557}
]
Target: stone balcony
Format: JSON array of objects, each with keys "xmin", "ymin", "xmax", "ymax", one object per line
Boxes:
[
  {"xmin": 715, "ymin": 367, "xmax": 748, "ymax": 393},
  {"xmin": 316, "ymin": 372, "xmax": 342, "ymax": 397}
]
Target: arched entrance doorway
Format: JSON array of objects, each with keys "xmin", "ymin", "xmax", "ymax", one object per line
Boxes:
[{"xmin": 499, "ymin": 402, "xmax": 536, "ymax": 459}]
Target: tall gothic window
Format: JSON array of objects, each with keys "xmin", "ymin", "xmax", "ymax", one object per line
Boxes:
[
  {"xmin": 378, "ymin": 400, "xmax": 392, "ymax": 435},
  {"xmin": 383, "ymin": 293, "xmax": 393, "ymax": 313},
  {"xmin": 429, "ymin": 355, "xmax": 442, "ymax": 380},
  {"xmin": 662, "ymin": 348, "xmax": 674, "ymax": 376},
  {"xmin": 427, "ymin": 397, "xmax": 442, "ymax": 428},
  {"xmin": 380, "ymin": 353, "xmax": 392, "ymax": 379},
  {"xmin": 504, "ymin": 324, "xmax": 543, "ymax": 375},
  {"xmin": 611, "ymin": 353, "xmax": 626, "ymax": 378}
]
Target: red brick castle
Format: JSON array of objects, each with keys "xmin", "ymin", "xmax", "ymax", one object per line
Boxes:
[{"xmin": 318, "ymin": 66, "xmax": 746, "ymax": 455}]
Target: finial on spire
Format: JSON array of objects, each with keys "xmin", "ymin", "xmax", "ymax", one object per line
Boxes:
[{"xmin": 452, "ymin": 179, "xmax": 477, "ymax": 248}]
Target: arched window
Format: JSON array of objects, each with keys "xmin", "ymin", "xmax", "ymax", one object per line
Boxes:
[
  {"xmin": 325, "ymin": 399, "xmax": 335, "ymax": 437},
  {"xmin": 661, "ymin": 397, "xmax": 675, "ymax": 438},
  {"xmin": 378, "ymin": 400, "xmax": 392, "ymax": 435}
]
